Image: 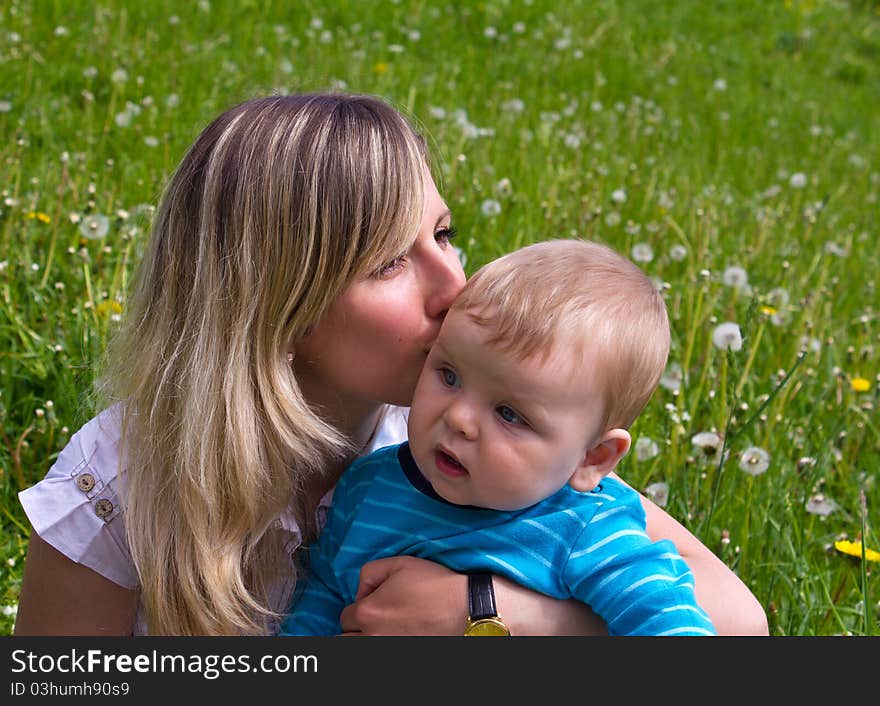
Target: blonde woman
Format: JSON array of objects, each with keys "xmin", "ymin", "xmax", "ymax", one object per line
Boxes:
[{"xmin": 14, "ymin": 93, "xmax": 767, "ymax": 636}]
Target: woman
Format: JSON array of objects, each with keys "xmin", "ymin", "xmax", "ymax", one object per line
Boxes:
[{"xmin": 14, "ymin": 93, "xmax": 767, "ymax": 635}]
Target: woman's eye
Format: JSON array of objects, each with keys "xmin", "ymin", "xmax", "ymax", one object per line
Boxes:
[
  {"xmin": 374, "ymin": 254, "xmax": 407, "ymax": 278},
  {"xmin": 439, "ymin": 367, "xmax": 459, "ymax": 388},
  {"xmin": 435, "ymin": 226, "xmax": 458, "ymax": 245},
  {"xmin": 497, "ymin": 405, "xmax": 525, "ymax": 426}
]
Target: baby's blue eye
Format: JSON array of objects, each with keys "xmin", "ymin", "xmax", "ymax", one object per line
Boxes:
[
  {"xmin": 497, "ymin": 405, "xmax": 524, "ymax": 425},
  {"xmin": 440, "ymin": 367, "xmax": 459, "ymax": 387}
]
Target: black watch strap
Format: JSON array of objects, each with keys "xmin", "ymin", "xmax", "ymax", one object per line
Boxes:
[{"xmin": 467, "ymin": 573, "xmax": 498, "ymax": 620}]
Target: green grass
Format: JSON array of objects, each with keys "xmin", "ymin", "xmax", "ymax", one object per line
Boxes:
[{"xmin": 1, "ymin": 0, "xmax": 878, "ymax": 636}]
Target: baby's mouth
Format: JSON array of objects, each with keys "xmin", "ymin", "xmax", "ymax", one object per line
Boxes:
[{"xmin": 435, "ymin": 447, "xmax": 468, "ymax": 477}]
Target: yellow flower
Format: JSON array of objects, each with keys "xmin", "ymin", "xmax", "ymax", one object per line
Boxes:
[
  {"xmin": 372, "ymin": 61, "xmax": 388, "ymax": 75},
  {"xmin": 834, "ymin": 540, "xmax": 880, "ymax": 563},
  {"xmin": 760, "ymin": 305, "xmax": 777, "ymax": 316},
  {"xmin": 26, "ymin": 210, "xmax": 51, "ymax": 223},
  {"xmin": 850, "ymin": 377, "xmax": 871, "ymax": 393},
  {"xmin": 96, "ymin": 300, "xmax": 123, "ymax": 317}
]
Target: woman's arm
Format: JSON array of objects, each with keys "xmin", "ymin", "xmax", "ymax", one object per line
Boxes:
[
  {"xmin": 638, "ymin": 493, "xmax": 769, "ymax": 635},
  {"xmin": 14, "ymin": 532, "xmax": 138, "ymax": 636},
  {"xmin": 339, "ymin": 555, "xmax": 607, "ymax": 635}
]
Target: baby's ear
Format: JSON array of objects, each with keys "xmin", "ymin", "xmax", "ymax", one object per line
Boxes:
[{"xmin": 569, "ymin": 429, "xmax": 632, "ymax": 493}]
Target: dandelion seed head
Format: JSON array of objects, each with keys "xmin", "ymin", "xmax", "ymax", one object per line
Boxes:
[
  {"xmin": 659, "ymin": 362, "xmax": 683, "ymax": 392},
  {"xmin": 611, "ymin": 188, "xmax": 627, "ymax": 203},
  {"xmin": 495, "ymin": 178, "xmax": 513, "ymax": 198},
  {"xmin": 668, "ymin": 244, "xmax": 687, "ymax": 261},
  {"xmin": 722, "ymin": 265, "xmax": 749, "ymax": 289},
  {"xmin": 480, "ymin": 199, "xmax": 501, "ymax": 217},
  {"xmin": 789, "ymin": 172, "xmax": 807, "ymax": 188},
  {"xmin": 712, "ymin": 322, "xmax": 743, "ymax": 351},
  {"xmin": 739, "ymin": 446, "xmax": 770, "ymax": 475},
  {"xmin": 635, "ymin": 437, "xmax": 660, "ymax": 461},
  {"xmin": 79, "ymin": 214, "xmax": 109, "ymax": 240},
  {"xmin": 805, "ymin": 494, "xmax": 838, "ymax": 517},
  {"xmin": 631, "ymin": 243, "xmax": 654, "ymax": 263},
  {"xmin": 644, "ymin": 482, "xmax": 669, "ymax": 508},
  {"xmin": 691, "ymin": 431, "xmax": 723, "ymax": 456}
]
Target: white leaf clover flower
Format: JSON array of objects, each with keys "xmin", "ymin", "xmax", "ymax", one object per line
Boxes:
[
  {"xmin": 712, "ymin": 322, "xmax": 743, "ymax": 351},
  {"xmin": 739, "ymin": 446, "xmax": 770, "ymax": 476}
]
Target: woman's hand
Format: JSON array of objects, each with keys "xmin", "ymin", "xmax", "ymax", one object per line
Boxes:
[{"xmin": 339, "ymin": 555, "xmax": 607, "ymax": 636}]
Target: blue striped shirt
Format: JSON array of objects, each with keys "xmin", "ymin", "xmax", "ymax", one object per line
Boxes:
[{"xmin": 281, "ymin": 443, "xmax": 715, "ymax": 636}]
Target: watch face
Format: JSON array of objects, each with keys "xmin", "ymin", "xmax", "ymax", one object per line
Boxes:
[{"xmin": 465, "ymin": 618, "xmax": 510, "ymax": 636}]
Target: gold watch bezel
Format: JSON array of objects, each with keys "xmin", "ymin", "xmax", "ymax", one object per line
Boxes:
[{"xmin": 464, "ymin": 616, "xmax": 511, "ymax": 636}]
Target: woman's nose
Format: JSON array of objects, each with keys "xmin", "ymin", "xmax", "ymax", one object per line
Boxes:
[{"xmin": 425, "ymin": 250, "xmax": 467, "ymax": 320}]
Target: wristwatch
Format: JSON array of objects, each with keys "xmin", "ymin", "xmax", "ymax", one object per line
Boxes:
[{"xmin": 464, "ymin": 573, "xmax": 510, "ymax": 636}]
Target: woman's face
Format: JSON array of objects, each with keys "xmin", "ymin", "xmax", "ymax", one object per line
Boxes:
[{"xmin": 294, "ymin": 172, "xmax": 467, "ymax": 410}]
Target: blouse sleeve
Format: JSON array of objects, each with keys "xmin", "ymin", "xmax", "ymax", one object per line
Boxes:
[{"xmin": 18, "ymin": 406, "xmax": 138, "ymax": 589}]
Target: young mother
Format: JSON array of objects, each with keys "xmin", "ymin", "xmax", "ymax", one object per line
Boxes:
[{"xmin": 14, "ymin": 93, "xmax": 767, "ymax": 636}]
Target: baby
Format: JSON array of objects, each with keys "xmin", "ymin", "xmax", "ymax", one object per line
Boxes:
[{"xmin": 282, "ymin": 239, "xmax": 714, "ymax": 636}]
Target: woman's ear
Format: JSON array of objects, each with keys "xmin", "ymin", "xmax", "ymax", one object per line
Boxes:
[{"xmin": 569, "ymin": 429, "xmax": 632, "ymax": 493}]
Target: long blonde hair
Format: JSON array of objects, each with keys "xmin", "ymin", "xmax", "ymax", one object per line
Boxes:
[{"xmin": 97, "ymin": 94, "xmax": 427, "ymax": 634}]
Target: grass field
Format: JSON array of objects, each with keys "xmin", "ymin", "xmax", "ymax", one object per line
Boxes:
[{"xmin": 1, "ymin": 0, "xmax": 877, "ymax": 636}]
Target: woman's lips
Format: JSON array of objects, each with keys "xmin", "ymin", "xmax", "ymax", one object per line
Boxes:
[{"xmin": 434, "ymin": 447, "xmax": 468, "ymax": 478}]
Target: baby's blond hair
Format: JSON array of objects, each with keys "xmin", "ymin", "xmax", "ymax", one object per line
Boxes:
[{"xmin": 451, "ymin": 239, "xmax": 670, "ymax": 431}]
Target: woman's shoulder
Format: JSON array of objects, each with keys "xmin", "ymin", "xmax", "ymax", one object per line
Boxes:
[
  {"xmin": 363, "ymin": 404, "xmax": 409, "ymax": 455},
  {"xmin": 17, "ymin": 404, "xmax": 138, "ymax": 589}
]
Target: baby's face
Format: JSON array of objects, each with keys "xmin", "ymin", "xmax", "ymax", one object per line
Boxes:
[{"xmin": 407, "ymin": 309, "xmax": 606, "ymax": 510}]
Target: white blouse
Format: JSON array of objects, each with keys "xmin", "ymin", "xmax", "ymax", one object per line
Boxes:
[{"xmin": 18, "ymin": 404, "xmax": 410, "ymax": 635}]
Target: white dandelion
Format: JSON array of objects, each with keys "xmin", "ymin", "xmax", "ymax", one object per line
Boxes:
[
  {"xmin": 739, "ymin": 446, "xmax": 770, "ymax": 476},
  {"xmin": 805, "ymin": 494, "xmax": 838, "ymax": 517},
  {"xmin": 495, "ymin": 178, "xmax": 513, "ymax": 198},
  {"xmin": 644, "ymin": 482, "xmax": 669, "ymax": 508},
  {"xmin": 480, "ymin": 199, "xmax": 501, "ymax": 217},
  {"xmin": 635, "ymin": 437, "xmax": 660, "ymax": 461},
  {"xmin": 722, "ymin": 265, "xmax": 749, "ymax": 289},
  {"xmin": 691, "ymin": 431, "xmax": 724, "ymax": 457},
  {"xmin": 631, "ymin": 243, "xmax": 654, "ymax": 263},
  {"xmin": 611, "ymin": 189, "xmax": 627, "ymax": 204},
  {"xmin": 79, "ymin": 214, "xmax": 109, "ymax": 240},
  {"xmin": 659, "ymin": 362, "xmax": 683, "ymax": 392},
  {"xmin": 789, "ymin": 172, "xmax": 807, "ymax": 188},
  {"xmin": 766, "ymin": 287, "xmax": 790, "ymax": 308},
  {"xmin": 668, "ymin": 244, "xmax": 688, "ymax": 262},
  {"xmin": 712, "ymin": 322, "xmax": 743, "ymax": 351}
]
